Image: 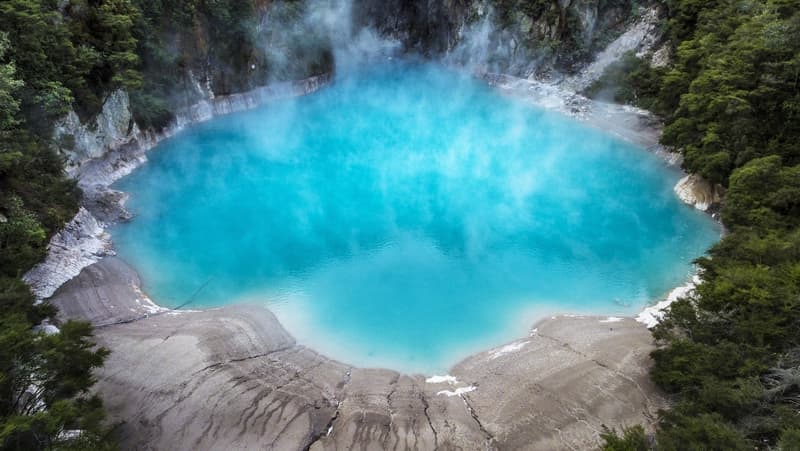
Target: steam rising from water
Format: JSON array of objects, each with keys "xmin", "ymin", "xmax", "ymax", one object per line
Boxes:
[
  {"xmin": 257, "ymin": 0, "xmax": 403, "ymax": 79},
  {"xmin": 113, "ymin": 61, "xmax": 719, "ymax": 373}
]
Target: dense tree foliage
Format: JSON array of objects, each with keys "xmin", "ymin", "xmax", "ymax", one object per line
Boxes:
[
  {"xmin": 589, "ymin": 0, "xmax": 800, "ymax": 187},
  {"xmin": 0, "ymin": 0, "xmax": 140, "ymax": 123},
  {"xmin": 0, "ymin": 1, "xmax": 135, "ymax": 449},
  {"xmin": 600, "ymin": 425, "xmax": 651, "ymax": 450},
  {"xmin": 597, "ymin": 0, "xmax": 800, "ymax": 449}
]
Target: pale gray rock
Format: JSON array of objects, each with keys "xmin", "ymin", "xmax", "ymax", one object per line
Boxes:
[
  {"xmin": 48, "ymin": 257, "xmax": 163, "ymax": 326},
  {"xmin": 22, "ymin": 207, "xmax": 113, "ymax": 300},
  {"xmin": 452, "ymin": 316, "xmax": 664, "ymax": 450},
  {"xmin": 83, "ymin": 187, "xmax": 131, "ymax": 223},
  {"xmin": 48, "ymin": 258, "xmax": 665, "ymax": 450},
  {"xmin": 674, "ymin": 174, "xmax": 722, "ymax": 211},
  {"xmin": 93, "ymin": 305, "xmax": 347, "ymax": 451},
  {"xmin": 54, "ymin": 90, "xmax": 138, "ymax": 174},
  {"xmin": 650, "ymin": 44, "xmax": 671, "ymax": 68}
]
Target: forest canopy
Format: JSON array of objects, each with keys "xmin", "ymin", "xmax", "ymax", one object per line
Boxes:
[{"xmin": 593, "ymin": 0, "xmax": 800, "ymax": 449}]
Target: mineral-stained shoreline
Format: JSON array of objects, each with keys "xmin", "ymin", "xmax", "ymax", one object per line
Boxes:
[{"xmin": 50, "ymin": 256, "xmax": 666, "ymax": 450}]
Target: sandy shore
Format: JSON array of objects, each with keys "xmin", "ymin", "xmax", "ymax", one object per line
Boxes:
[{"xmin": 50, "ymin": 257, "xmax": 665, "ymax": 450}]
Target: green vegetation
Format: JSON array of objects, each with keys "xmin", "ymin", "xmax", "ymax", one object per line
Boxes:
[
  {"xmin": 600, "ymin": 425, "xmax": 651, "ymax": 450},
  {"xmin": 0, "ymin": 0, "xmax": 140, "ymax": 123},
  {"xmin": 0, "ymin": 1, "xmax": 122, "ymax": 448},
  {"xmin": 595, "ymin": 0, "xmax": 800, "ymax": 449}
]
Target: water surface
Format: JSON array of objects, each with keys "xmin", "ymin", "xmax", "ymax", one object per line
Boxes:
[{"xmin": 113, "ymin": 61, "xmax": 719, "ymax": 373}]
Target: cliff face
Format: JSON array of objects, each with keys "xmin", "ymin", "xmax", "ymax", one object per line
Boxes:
[
  {"xmin": 132, "ymin": 0, "xmax": 645, "ymax": 107},
  {"xmin": 352, "ymin": 0, "xmax": 642, "ymax": 76},
  {"xmin": 53, "ymin": 90, "xmax": 139, "ymax": 176},
  {"xmin": 51, "ymin": 0, "xmax": 662, "ymax": 175}
]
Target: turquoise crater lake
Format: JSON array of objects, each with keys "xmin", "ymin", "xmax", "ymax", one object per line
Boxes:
[{"xmin": 112, "ymin": 61, "xmax": 719, "ymax": 373}]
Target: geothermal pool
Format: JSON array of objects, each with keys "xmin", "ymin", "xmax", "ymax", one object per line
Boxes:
[{"xmin": 112, "ymin": 61, "xmax": 719, "ymax": 373}]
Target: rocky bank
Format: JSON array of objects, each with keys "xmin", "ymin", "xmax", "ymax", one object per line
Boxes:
[{"xmin": 49, "ymin": 257, "xmax": 665, "ymax": 451}]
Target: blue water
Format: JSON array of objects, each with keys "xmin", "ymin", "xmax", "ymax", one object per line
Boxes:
[{"xmin": 112, "ymin": 61, "xmax": 719, "ymax": 373}]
